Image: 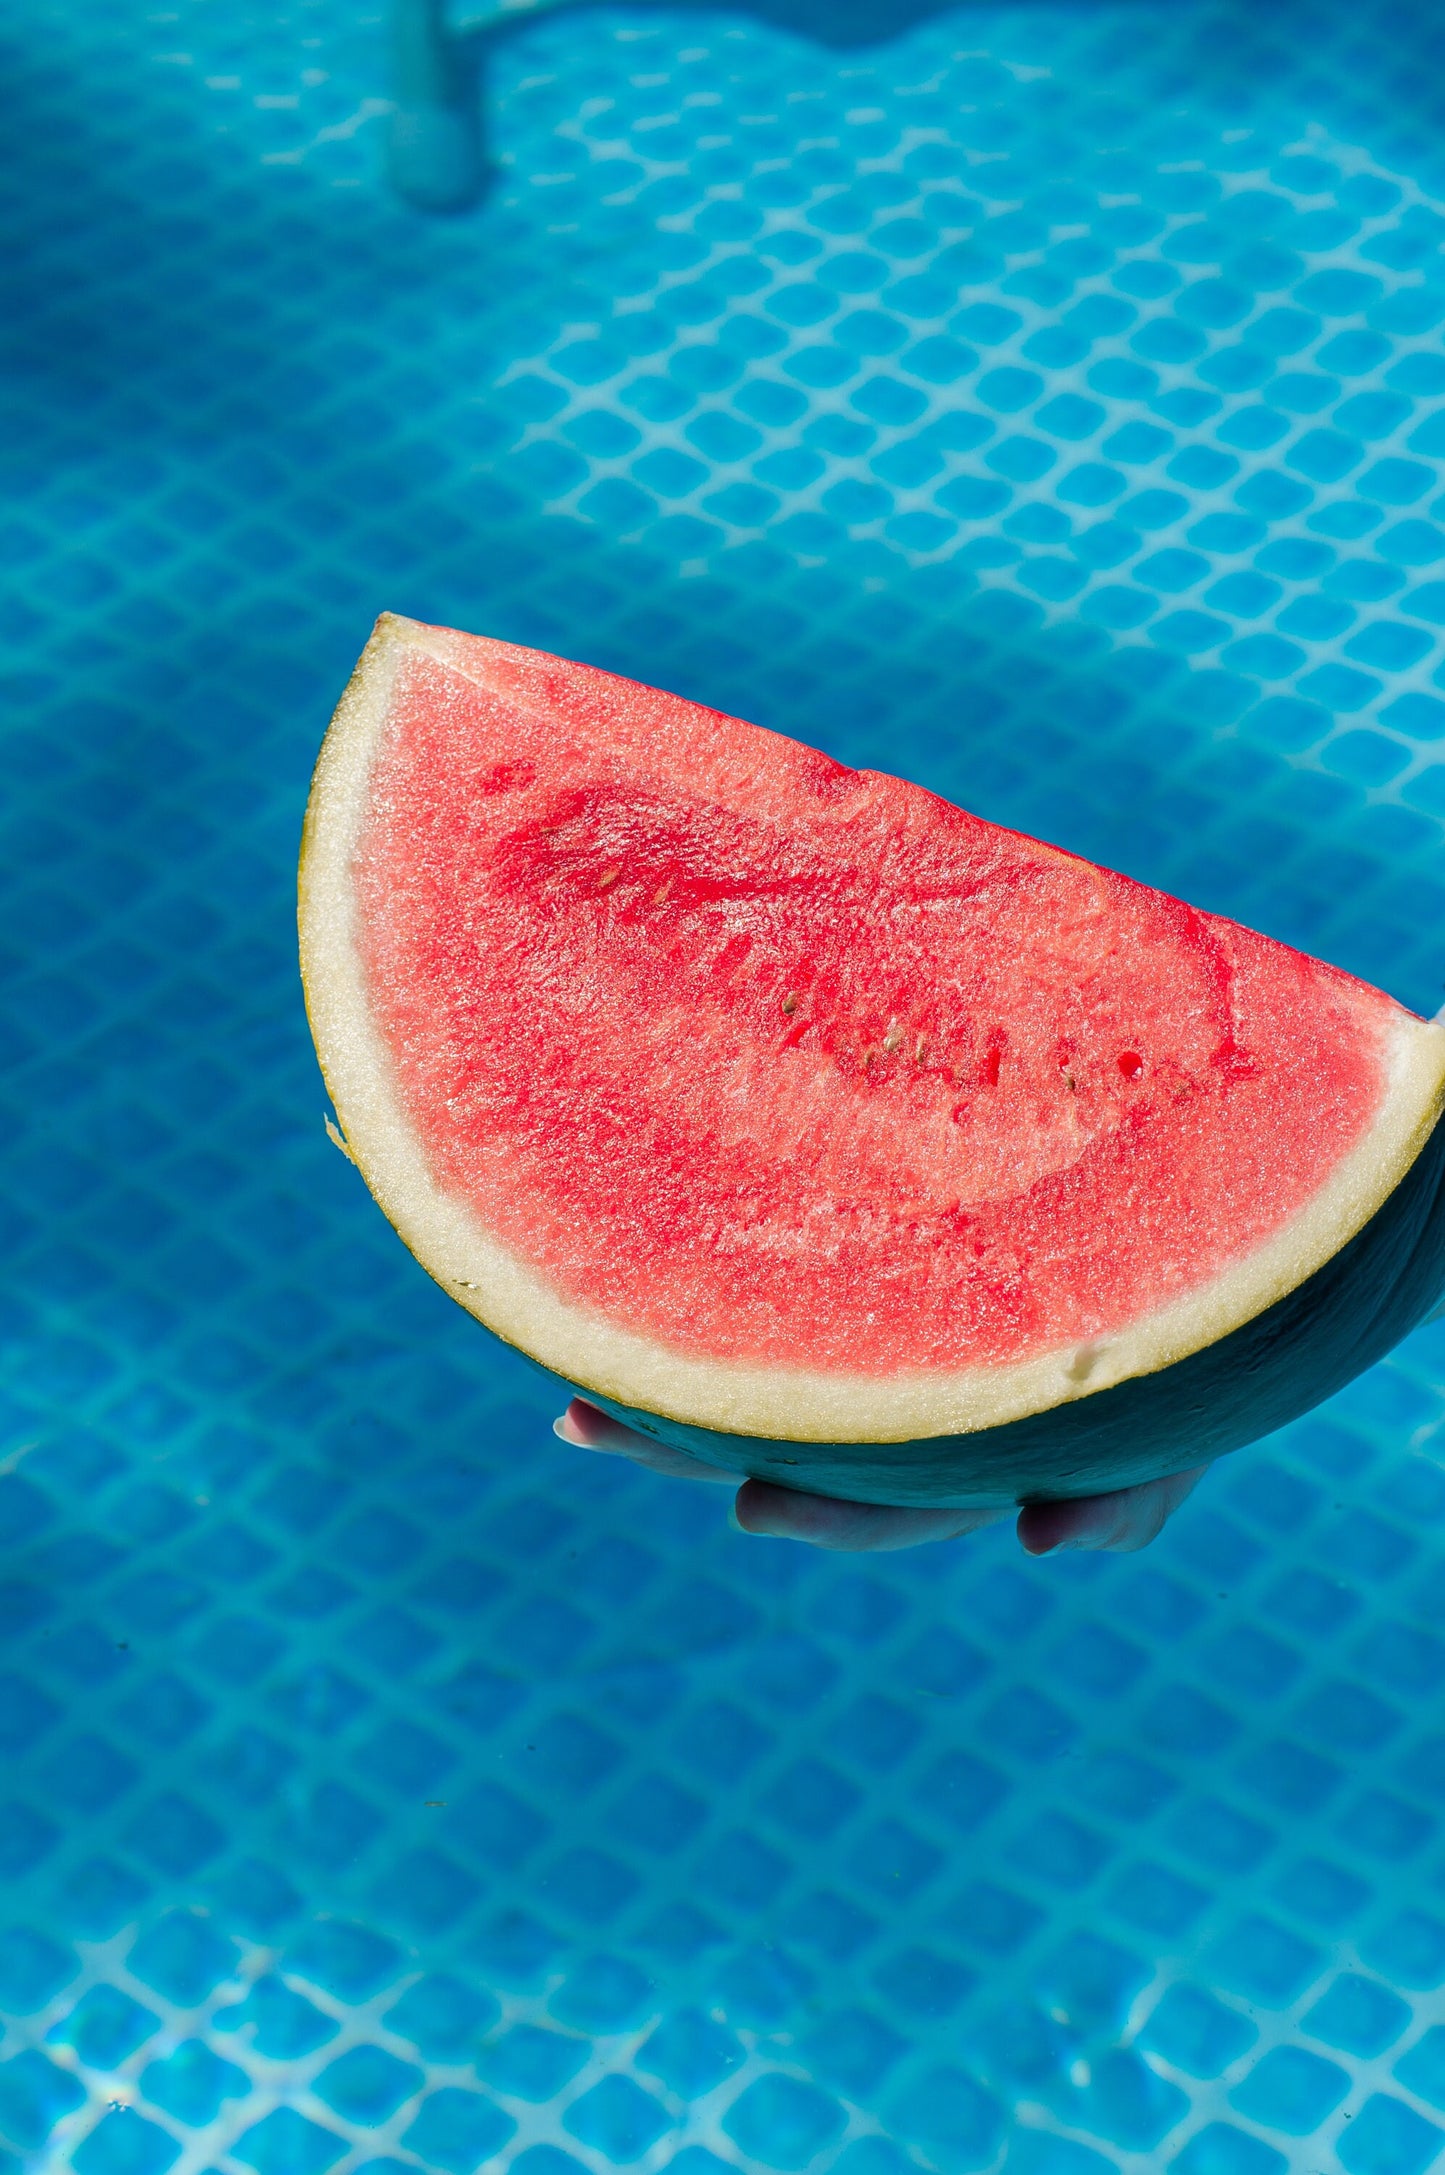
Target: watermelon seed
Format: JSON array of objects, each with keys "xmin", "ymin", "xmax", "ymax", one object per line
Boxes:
[
  {"xmin": 782, "ymin": 992, "xmax": 798, "ymax": 1015},
  {"xmin": 915, "ymin": 1036, "xmax": 928, "ymax": 1063},
  {"xmin": 598, "ymin": 868, "xmax": 620, "ymax": 889},
  {"xmin": 652, "ymin": 879, "xmax": 672, "ymax": 906},
  {"xmin": 883, "ymin": 1020, "xmax": 903, "ymax": 1053},
  {"xmin": 1062, "ymin": 1070, "xmax": 1076, "ymax": 1092}
]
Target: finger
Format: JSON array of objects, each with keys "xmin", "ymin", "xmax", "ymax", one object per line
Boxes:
[
  {"xmin": 553, "ymin": 1399, "xmax": 737, "ymax": 1484},
  {"xmin": 554, "ymin": 1398, "xmax": 649, "ymax": 1452},
  {"xmin": 1017, "ymin": 1465, "xmax": 1207, "ymax": 1555},
  {"xmin": 735, "ymin": 1479, "xmax": 1007, "ymax": 1552}
]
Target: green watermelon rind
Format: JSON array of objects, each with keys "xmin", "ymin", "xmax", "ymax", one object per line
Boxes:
[{"xmin": 300, "ymin": 614, "xmax": 1445, "ymax": 1500}]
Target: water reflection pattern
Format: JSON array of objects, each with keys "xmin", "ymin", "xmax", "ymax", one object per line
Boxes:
[{"xmin": 7, "ymin": 0, "xmax": 1445, "ymax": 2170}]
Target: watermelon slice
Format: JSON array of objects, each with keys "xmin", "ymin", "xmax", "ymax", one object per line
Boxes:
[{"xmin": 299, "ymin": 615, "xmax": 1445, "ymax": 1506}]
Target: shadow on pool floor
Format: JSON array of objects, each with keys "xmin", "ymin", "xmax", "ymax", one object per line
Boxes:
[
  {"xmin": 388, "ymin": 0, "xmax": 1445, "ymax": 213},
  {"xmin": 389, "ymin": 0, "xmax": 1148, "ymax": 211}
]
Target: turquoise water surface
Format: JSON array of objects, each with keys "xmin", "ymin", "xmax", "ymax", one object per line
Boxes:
[{"xmin": 7, "ymin": 1, "xmax": 1445, "ymax": 2170}]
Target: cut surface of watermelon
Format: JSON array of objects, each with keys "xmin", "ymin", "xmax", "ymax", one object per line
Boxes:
[{"xmin": 300, "ymin": 615, "xmax": 1445, "ymax": 1495}]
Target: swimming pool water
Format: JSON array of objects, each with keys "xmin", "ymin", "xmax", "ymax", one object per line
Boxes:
[{"xmin": 6, "ymin": 0, "xmax": 1445, "ymax": 2169}]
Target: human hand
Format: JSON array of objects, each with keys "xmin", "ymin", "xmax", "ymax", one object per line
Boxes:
[{"xmin": 554, "ymin": 1399, "xmax": 1205, "ymax": 1554}]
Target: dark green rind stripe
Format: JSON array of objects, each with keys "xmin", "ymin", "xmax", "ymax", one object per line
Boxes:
[{"xmin": 573, "ymin": 1113, "xmax": 1445, "ymax": 1508}]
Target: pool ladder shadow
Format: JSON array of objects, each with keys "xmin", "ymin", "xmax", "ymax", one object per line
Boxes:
[
  {"xmin": 387, "ymin": 0, "xmax": 979, "ymax": 212},
  {"xmin": 388, "ymin": 0, "xmax": 502, "ymax": 214}
]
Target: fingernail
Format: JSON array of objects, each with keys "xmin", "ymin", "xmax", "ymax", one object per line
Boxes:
[{"xmin": 552, "ymin": 1416, "xmax": 580, "ymax": 1445}]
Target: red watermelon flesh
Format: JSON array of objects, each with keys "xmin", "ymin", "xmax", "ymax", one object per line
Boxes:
[{"xmin": 300, "ymin": 616, "xmax": 1445, "ymax": 1459}]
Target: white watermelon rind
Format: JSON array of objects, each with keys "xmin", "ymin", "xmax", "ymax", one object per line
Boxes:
[
  {"xmin": 299, "ymin": 613, "xmax": 1445, "ymax": 1450},
  {"xmin": 584, "ymin": 1105, "xmax": 1445, "ymax": 1505}
]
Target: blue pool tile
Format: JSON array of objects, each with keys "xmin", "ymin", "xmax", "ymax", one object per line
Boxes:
[
  {"xmin": 214, "ymin": 1977, "xmax": 337, "ymax": 2060},
  {"xmin": 11, "ymin": 8, "xmax": 1445, "ymax": 2173},
  {"xmin": 1171, "ymin": 2126, "xmax": 1287, "ymax": 2175},
  {"xmin": 564, "ymin": 2077, "xmax": 672, "ymax": 2161},
  {"xmin": 1338, "ymin": 2096, "xmax": 1445, "ymax": 2175},
  {"xmin": 139, "ymin": 2040, "xmax": 250, "ymax": 2129},
  {"xmin": 233, "ymin": 2110, "xmax": 349, "ymax": 2175},
  {"xmin": 884, "ymin": 2063, "xmax": 1006, "ymax": 2163},
  {"xmin": 0, "ymin": 2051, "xmax": 86, "ymax": 2151},
  {"xmin": 1229, "ymin": 2044, "xmax": 1349, "ymax": 2134},
  {"xmin": 1270, "ymin": 1858, "xmax": 1371, "ymax": 1932},
  {"xmin": 477, "ymin": 2026, "xmax": 588, "ymax": 2102},
  {"xmin": 401, "ymin": 2090, "xmax": 515, "ymax": 2175},
  {"xmin": 0, "ymin": 1928, "xmax": 77, "ymax": 2013},
  {"xmin": 48, "ymin": 1984, "xmax": 159, "ymax": 2068},
  {"xmin": 71, "ymin": 2113, "xmax": 180, "ymax": 2175},
  {"xmin": 1139, "ymin": 1984, "xmax": 1257, "ymax": 2078},
  {"xmin": 1396, "ymin": 2028, "xmax": 1445, "ymax": 2112},
  {"xmin": 637, "ymin": 2008, "xmax": 745, "ymax": 2097},
  {"xmin": 312, "ymin": 2046, "xmax": 423, "ymax": 2126},
  {"xmin": 1054, "ymin": 2047, "xmax": 1190, "ymax": 2150},
  {"xmin": 1202, "ymin": 1915, "xmax": 1324, "ymax": 2007}
]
